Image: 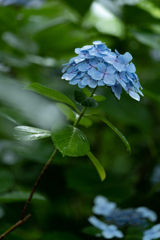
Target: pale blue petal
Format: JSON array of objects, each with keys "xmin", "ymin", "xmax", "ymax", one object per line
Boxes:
[
  {"xmin": 94, "ymin": 196, "xmax": 109, "ymax": 205},
  {"xmin": 97, "ymin": 44, "xmax": 107, "ymax": 51},
  {"xmin": 69, "ymin": 79, "xmax": 80, "ymax": 85},
  {"xmin": 81, "ymin": 45, "xmax": 93, "ymax": 51},
  {"xmin": 67, "ymin": 66, "xmax": 78, "ymax": 73},
  {"xmin": 123, "ymin": 52, "xmax": 133, "ymax": 63},
  {"xmin": 88, "ymin": 216, "xmax": 108, "ymax": 231},
  {"xmin": 129, "ymin": 90, "xmax": 140, "ymax": 101},
  {"xmin": 115, "ymin": 49, "xmax": 120, "ymax": 55},
  {"xmin": 127, "ymin": 62, "xmax": 136, "ymax": 73},
  {"xmin": 116, "ymin": 74, "xmax": 126, "ymax": 89},
  {"xmin": 107, "ymin": 66, "xmax": 116, "ymax": 74},
  {"xmin": 98, "ymin": 80, "xmax": 105, "ymax": 86},
  {"xmin": 97, "ymin": 63, "xmax": 106, "ymax": 72},
  {"xmin": 74, "ymin": 55, "xmax": 86, "ymax": 64},
  {"xmin": 88, "ymin": 68, "xmax": 104, "ymax": 80},
  {"xmin": 103, "ymin": 56, "xmax": 114, "ymax": 64},
  {"xmin": 78, "ymin": 62, "xmax": 90, "ymax": 71},
  {"xmin": 113, "ymin": 62, "xmax": 124, "ymax": 72},
  {"xmin": 81, "ymin": 77, "xmax": 89, "ymax": 85},
  {"xmin": 111, "ymin": 84, "xmax": 122, "ymax": 100},
  {"xmin": 88, "ymin": 79, "xmax": 98, "ymax": 88},
  {"xmin": 93, "ymin": 41, "xmax": 103, "ymax": 45},
  {"xmin": 135, "ymin": 207, "xmax": 157, "ymax": 222},
  {"xmin": 78, "ymin": 81, "xmax": 85, "ymax": 88},
  {"xmin": 74, "ymin": 72, "xmax": 85, "ymax": 79},
  {"xmin": 152, "ymin": 224, "xmax": 160, "ymax": 232},
  {"xmin": 75, "ymin": 48, "xmax": 81, "ymax": 54},
  {"xmin": 103, "ymin": 74, "xmax": 116, "ymax": 86},
  {"xmin": 62, "ymin": 72, "xmax": 77, "ymax": 80}
]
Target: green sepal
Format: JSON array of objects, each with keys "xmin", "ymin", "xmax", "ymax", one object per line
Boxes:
[
  {"xmin": 90, "ymin": 114, "xmax": 131, "ymax": 153},
  {"xmin": 74, "ymin": 90, "xmax": 98, "ymax": 108},
  {"xmin": 51, "ymin": 122, "xmax": 90, "ymax": 157},
  {"xmin": 14, "ymin": 126, "xmax": 51, "ymax": 141},
  {"xmin": 25, "ymin": 83, "xmax": 79, "ymax": 113},
  {"xmin": 87, "ymin": 151, "xmax": 106, "ymax": 181}
]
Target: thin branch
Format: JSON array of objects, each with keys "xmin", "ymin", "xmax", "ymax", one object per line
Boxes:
[
  {"xmin": 21, "ymin": 148, "xmax": 58, "ymax": 220},
  {"xmin": 0, "ymin": 214, "xmax": 31, "ymax": 240}
]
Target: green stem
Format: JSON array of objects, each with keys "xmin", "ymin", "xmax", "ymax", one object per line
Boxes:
[{"xmin": 73, "ymin": 87, "xmax": 97, "ymax": 127}]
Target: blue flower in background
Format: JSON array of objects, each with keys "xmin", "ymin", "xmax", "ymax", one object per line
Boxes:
[
  {"xmin": 92, "ymin": 195, "xmax": 116, "ymax": 216},
  {"xmin": 88, "ymin": 215, "xmax": 124, "ymax": 239},
  {"xmin": 105, "ymin": 208, "xmax": 147, "ymax": 227},
  {"xmin": 142, "ymin": 224, "xmax": 160, "ymax": 240},
  {"xmin": 62, "ymin": 41, "xmax": 143, "ymax": 101},
  {"xmin": 88, "ymin": 195, "xmax": 160, "ymax": 240},
  {"xmin": 0, "ymin": 0, "xmax": 43, "ymax": 7},
  {"xmin": 135, "ymin": 207, "xmax": 157, "ymax": 222}
]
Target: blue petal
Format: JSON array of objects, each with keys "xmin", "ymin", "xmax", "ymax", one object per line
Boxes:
[
  {"xmin": 98, "ymin": 80, "xmax": 105, "ymax": 86},
  {"xmin": 93, "ymin": 41, "xmax": 103, "ymax": 45},
  {"xmin": 97, "ymin": 63, "xmax": 106, "ymax": 72},
  {"xmin": 111, "ymin": 84, "xmax": 122, "ymax": 100},
  {"xmin": 107, "ymin": 66, "xmax": 116, "ymax": 74},
  {"xmin": 103, "ymin": 55, "xmax": 115, "ymax": 64},
  {"xmin": 88, "ymin": 68, "xmax": 103, "ymax": 80},
  {"xmin": 129, "ymin": 90, "xmax": 140, "ymax": 101},
  {"xmin": 103, "ymin": 74, "xmax": 116, "ymax": 86},
  {"xmin": 81, "ymin": 45, "xmax": 93, "ymax": 51},
  {"xmin": 62, "ymin": 72, "xmax": 77, "ymax": 80},
  {"xmin": 69, "ymin": 79, "xmax": 80, "ymax": 85},
  {"xmin": 81, "ymin": 76, "xmax": 89, "ymax": 85},
  {"xmin": 78, "ymin": 62, "xmax": 90, "ymax": 71},
  {"xmin": 116, "ymin": 73, "xmax": 127, "ymax": 89},
  {"xmin": 74, "ymin": 72, "xmax": 85, "ymax": 79},
  {"xmin": 75, "ymin": 48, "xmax": 81, "ymax": 54},
  {"xmin": 88, "ymin": 216, "xmax": 108, "ymax": 231},
  {"xmin": 123, "ymin": 52, "xmax": 133, "ymax": 63},
  {"xmin": 88, "ymin": 79, "xmax": 98, "ymax": 88},
  {"xmin": 127, "ymin": 62, "xmax": 136, "ymax": 73},
  {"xmin": 78, "ymin": 81, "xmax": 86, "ymax": 88},
  {"xmin": 74, "ymin": 55, "xmax": 86, "ymax": 64},
  {"xmin": 113, "ymin": 61, "xmax": 124, "ymax": 72}
]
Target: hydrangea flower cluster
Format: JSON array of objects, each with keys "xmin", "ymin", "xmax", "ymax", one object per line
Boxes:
[
  {"xmin": 88, "ymin": 195, "xmax": 159, "ymax": 240},
  {"xmin": 62, "ymin": 41, "xmax": 143, "ymax": 101},
  {"xmin": 0, "ymin": 0, "xmax": 43, "ymax": 7}
]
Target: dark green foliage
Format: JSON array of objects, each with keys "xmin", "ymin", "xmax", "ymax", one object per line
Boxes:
[{"xmin": 0, "ymin": 1, "xmax": 160, "ymax": 240}]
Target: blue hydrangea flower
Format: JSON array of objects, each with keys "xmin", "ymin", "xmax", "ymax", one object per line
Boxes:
[
  {"xmin": 92, "ymin": 195, "xmax": 116, "ymax": 216},
  {"xmin": 135, "ymin": 207, "xmax": 157, "ymax": 222},
  {"xmin": 62, "ymin": 41, "xmax": 143, "ymax": 101},
  {"xmin": 105, "ymin": 209, "xmax": 147, "ymax": 227},
  {"xmin": 88, "ymin": 215, "xmax": 124, "ymax": 239},
  {"xmin": 143, "ymin": 224, "xmax": 160, "ymax": 240},
  {"xmin": 0, "ymin": 0, "xmax": 43, "ymax": 7}
]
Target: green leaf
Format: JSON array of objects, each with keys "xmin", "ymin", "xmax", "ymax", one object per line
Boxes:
[
  {"xmin": 79, "ymin": 117, "xmax": 92, "ymax": 128},
  {"xmin": 82, "ymin": 226, "xmax": 101, "ymax": 236},
  {"xmin": 0, "ymin": 191, "xmax": 46, "ymax": 203},
  {"xmin": 87, "ymin": 151, "xmax": 106, "ymax": 181},
  {"xmin": 143, "ymin": 89, "xmax": 160, "ymax": 103},
  {"xmin": 25, "ymin": 83, "xmax": 79, "ymax": 112},
  {"xmin": 90, "ymin": 114, "xmax": 131, "ymax": 153},
  {"xmin": 51, "ymin": 122, "xmax": 90, "ymax": 157},
  {"xmin": 14, "ymin": 126, "xmax": 51, "ymax": 141},
  {"xmin": 82, "ymin": 87, "xmax": 91, "ymax": 97},
  {"xmin": 92, "ymin": 95, "xmax": 106, "ymax": 102},
  {"xmin": 57, "ymin": 103, "xmax": 92, "ymax": 128},
  {"xmin": 74, "ymin": 91, "xmax": 98, "ymax": 108},
  {"xmin": 0, "ymin": 170, "xmax": 14, "ymax": 193},
  {"xmin": 56, "ymin": 103, "xmax": 75, "ymax": 121}
]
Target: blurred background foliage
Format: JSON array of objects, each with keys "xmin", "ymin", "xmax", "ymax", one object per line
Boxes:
[{"xmin": 0, "ymin": 0, "xmax": 160, "ymax": 239}]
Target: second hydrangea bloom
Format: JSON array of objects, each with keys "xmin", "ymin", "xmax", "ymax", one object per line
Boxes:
[{"xmin": 62, "ymin": 41, "xmax": 143, "ymax": 101}]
